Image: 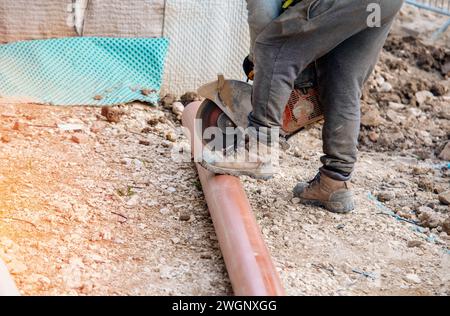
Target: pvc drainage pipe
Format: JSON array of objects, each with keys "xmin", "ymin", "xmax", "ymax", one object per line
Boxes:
[
  {"xmin": 182, "ymin": 101, "xmax": 285, "ymax": 296},
  {"xmin": 0, "ymin": 259, "xmax": 20, "ymax": 296}
]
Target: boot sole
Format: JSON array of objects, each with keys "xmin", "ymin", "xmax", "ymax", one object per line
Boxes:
[
  {"xmin": 199, "ymin": 161, "xmax": 274, "ymax": 181},
  {"xmin": 298, "ymin": 197, "xmax": 355, "ymax": 214}
]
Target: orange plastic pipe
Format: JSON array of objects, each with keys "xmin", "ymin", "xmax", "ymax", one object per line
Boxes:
[
  {"xmin": 183, "ymin": 101, "xmax": 285, "ymax": 296},
  {"xmin": 0, "ymin": 259, "xmax": 20, "ymax": 296}
]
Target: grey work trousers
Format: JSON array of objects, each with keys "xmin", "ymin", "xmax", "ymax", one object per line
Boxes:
[{"xmin": 246, "ymin": 0, "xmax": 404, "ymax": 180}]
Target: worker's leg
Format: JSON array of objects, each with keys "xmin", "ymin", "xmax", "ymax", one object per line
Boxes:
[
  {"xmin": 246, "ymin": 0, "xmax": 283, "ymax": 62},
  {"xmin": 249, "ymin": 0, "xmax": 404, "ymax": 130},
  {"xmin": 317, "ymin": 21, "xmax": 395, "ymax": 181}
]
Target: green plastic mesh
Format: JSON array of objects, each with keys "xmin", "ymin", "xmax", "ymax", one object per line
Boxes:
[{"xmin": 0, "ymin": 37, "xmax": 169, "ymax": 106}]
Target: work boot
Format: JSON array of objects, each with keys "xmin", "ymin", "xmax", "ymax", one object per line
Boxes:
[
  {"xmin": 200, "ymin": 134, "xmax": 279, "ymax": 181},
  {"xmin": 293, "ymin": 172, "xmax": 354, "ymax": 213}
]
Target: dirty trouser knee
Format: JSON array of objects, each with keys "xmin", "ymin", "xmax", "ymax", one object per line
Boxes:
[
  {"xmin": 246, "ymin": 0, "xmax": 283, "ymax": 62},
  {"xmin": 249, "ymin": 0, "xmax": 404, "ymax": 177},
  {"xmin": 317, "ymin": 20, "xmax": 396, "ymax": 180}
]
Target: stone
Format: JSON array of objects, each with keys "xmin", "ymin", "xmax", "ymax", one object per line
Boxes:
[
  {"xmin": 418, "ymin": 207, "xmax": 441, "ymax": 229},
  {"xmin": 407, "ymin": 241, "xmax": 423, "ymax": 248},
  {"xmin": 439, "ymin": 191, "xmax": 450, "ymax": 205},
  {"xmin": 388, "ymin": 102, "xmax": 405, "ymax": 111},
  {"xmin": 292, "ymin": 198, "xmax": 301, "ymax": 204},
  {"xmin": 171, "ymin": 102, "xmax": 185, "ymax": 116},
  {"xmin": 12, "ymin": 121, "xmax": 25, "ymax": 131},
  {"xmin": 379, "ymin": 82, "xmax": 393, "ymax": 93},
  {"xmin": 167, "ymin": 187, "xmax": 177, "ymax": 193},
  {"xmin": 361, "ymin": 108, "xmax": 383, "ymax": 127},
  {"xmin": 180, "ymin": 91, "xmax": 200, "ymax": 105},
  {"xmin": 407, "ymin": 107, "xmax": 422, "ymax": 117},
  {"xmin": 1, "ymin": 135, "xmax": 11, "ymax": 143},
  {"xmin": 404, "ymin": 274, "xmax": 422, "ymax": 284},
  {"xmin": 71, "ymin": 133, "xmax": 89, "ymax": 144},
  {"xmin": 415, "ymin": 90, "xmax": 433, "ymax": 105},
  {"xmin": 442, "ymin": 217, "xmax": 450, "ymax": 235},
  {"xmin": 386, "ymin": 109, "xmax": 403, "ymax": 123},
  {"xmin": 377, "ymin": 191, "xmax": 396, "ymax": 202},
  {"xmin": 166, "ymin": 132, "xmax": 177, "ymax": 142},
  {"xmin": 179, "ymin": 213, "xmax": 191, "ymax": 221},
  {"xmin": 368, "ymin": 131, "xmax": 379, "ymax": 143},
  {"xmin": 139, "ymin": 140, "xmax": 151, "ymax": 146},
  {"xmin": 439, "ymin": 143, "xmax": 450, "ymax": 161},
  {"xmin": 101, "ymin": 106, "xmax": 124, "ymax": 123},
  {"xmin": 430, "ymin": 83, "xmax": 447, "ymax": 97},
  {"xmin": 160, "ymin": 94, "xmax": 177, "ymax": 109}
]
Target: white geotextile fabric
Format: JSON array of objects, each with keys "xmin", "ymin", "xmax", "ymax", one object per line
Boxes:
[{"xmin": 161, "ymin": 0, "xmax": 250, "ymax": 95}]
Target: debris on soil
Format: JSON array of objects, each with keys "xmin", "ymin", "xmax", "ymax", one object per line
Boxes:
[{"xmin": 0, "ymin": 6, "xmax": 448, "ymax": 297}]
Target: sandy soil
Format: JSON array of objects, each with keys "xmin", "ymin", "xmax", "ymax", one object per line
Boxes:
[{"xmin": 0, "ymin": 4, "xmax": 449, "ymax": 295}]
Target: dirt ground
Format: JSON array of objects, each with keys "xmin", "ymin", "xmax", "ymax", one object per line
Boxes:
[{"xmin": 0, "ymin": 4, "xmax": 449, "ymax": 296}]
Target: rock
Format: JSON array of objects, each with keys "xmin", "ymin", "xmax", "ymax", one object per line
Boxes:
[
  {"xmin": 368, "ymin": 131, "xmax": 379, "ymax": 143},
  {"xmin": 407, "ymin": 241, "xmax": 423, "ymax": 248},
  {"xmin": 404, "ymin": 274, "xmax": 422, "ymax": 284},
  {"xmin": 438, "ymin": 191, "xmax": 450, "ymax": 206},
  {"xmin": 93, "ymin": 95, "xmax": 103, "ymax": 101},
  {"xmin": 139, "ymin": 140, "xmax": 151, "ymax": 146},
  {"xmin": 180, "ymin": 91, "xmax": 200, "ymax": 105},
  {"xmin": 1, "ymin": 135, "xmax": 11, "ymax": 143},
  {"xmin": 430, "ymin": 83, "xmax": 447, "ymax": 97},
  {"xmin": 442, "ymin": 217, "xmax": 450, "ymax": 235},
  {"xmin": 439, "ymin": 143, "xmax": 450, "ymax": 161},
  {"xmin": 171, "ymin": 102, "xmax": 185, "ymax": 116},
  {"xmin": 415, "ymin": 90, "xmax": 433, "ymax": 105},
  {"xmin": 12, "ymin": 121, "xmax": 25, "ymax": 131},
  {"xmin": 160, "ymin": 94, "xmax": 177, "ymax": 109},
  {"xmin": 379, "ymin": 82, "xmax": 393, "ymax": 93},
  {"xmin": 292, "ymin": 198, "xmax": 301, "ymax": 204},
  {"xmin": 361, "ymin": 108, "xmax": 383, "ymax": 127},
  {"xmin": 147, "ymin": 117, "xmax": 160, "ymax": 127},
  {"xmin": 166, "ymin": 131, "xmax": 177, "ymax": 142},
  {"xmin": 386, "ymin": 109, "xmax": 403, "ymax": 123},
  {"xmin": 407, "ymin": 107, "xmax": 422, "ymax": 117},
  {"xmin": 418, "ymin": 207, "xmax": 441, "ymax": 229},
  {"xmin": 375, "ymin": 75, "xmax": 385, "ymax": 86},
  {"xmin": 378, "ymin": 132, "xmax": 404, "ymax": 148},
  {"xmin": 378, "ymin": 191, "xmax": 396, "ymax": 202},
  {"xmin": 388, "ymin": 102, "xmax": 405, "ymax": 111},
  {"xmin": 171, "ymin": 237, "xmax": 180, "ymax": 244},
  {"xmin": 179, "ymin": 213, "xmax": 191, "ymax": 221},
  {"xmin": 101, "ymin": 106, "xmax": 124, "ymax": 123},
  {"xmin": 71, "ymin": 133, "xmax": 89, "ymax": 144},
  {"xmin": 167, "ymin": 187, "xmax": 176, "ymax": 193}
]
